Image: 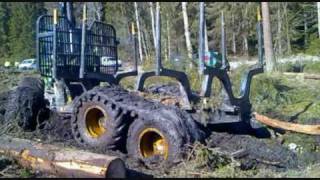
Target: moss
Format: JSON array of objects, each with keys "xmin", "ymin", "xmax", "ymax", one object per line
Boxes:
[{"xmin": 19, "ymin": 168, "xmax": 33, "ymax": 178}]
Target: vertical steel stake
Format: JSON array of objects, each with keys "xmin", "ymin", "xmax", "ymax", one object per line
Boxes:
[
  {"xmin": 198, "ymin": 2, "xmax": 205, "ymax": 75},
  {"xmin": 79, "ymin": 4, "xmax": 87, "ymax": 79},
  {"xmin": 155, "ymin": 2, "xmax": 161, "ymax": 76}
]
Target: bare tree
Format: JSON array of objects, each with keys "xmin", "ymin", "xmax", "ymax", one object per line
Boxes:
[
  {"xmin": 241, "ymin": 5, "xmax": 249, "ymax": 57},
  {"xmin": 276, "ymin": 2, "xmax": 282, "ymax": 57},
  {"xmin": 86, "ymin": 2, "xmax": 104, "ymax": 23},
  {"xmin": 182, "ymin": 2, "xmax": 193, "ymax": 59},
  {"xmin": 231, "ymin": 6, "xmax": 236, "ymax": 55},
  {"xmin": 303, "ymin": 11, "xmax": 308, "ymax": 46},
  {"xmin": 284, "ymin": 2, "xmax": 291, "ymax": 54},
  {"xmin": 134, "ymin": 2, "xmax": 143, "ymax": 62},
  {"xmin": 261, "ymin": 2, "xmax": 276, "ymax": 72},
  {"xmin": 149, "ymin": 2, "xmax": 156, "ymax": 49}
]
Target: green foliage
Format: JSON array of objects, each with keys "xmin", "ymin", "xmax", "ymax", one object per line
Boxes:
[
  {"xmin": 278, "ymin": 62, "xmax": 303, "ymax": 72},
  {"xmin": 0, "ymin": 2, "xmax": 319, "ymax": 65},
  {"xmin": 303, "ymin": 62, "xmax": 320, "ymax": 73},
  {"xmin": 7, "ymin": 3, "xmax": 45, "ymax": 63},
  {"xmin": 0, "ymin": 2, "xmax": 9, "ymax": 62},
  {"xmin": 305, "ymin": 36, "xmax": 320, "ymax": 56},
  {"xmin": 277, "ymin": 61, "xmax": 320, "ymax": 74}
]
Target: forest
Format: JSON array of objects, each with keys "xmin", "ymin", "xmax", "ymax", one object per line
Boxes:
[{"xmin": 0, "ymin": 2, "xmax": 319, "ymax": 66}]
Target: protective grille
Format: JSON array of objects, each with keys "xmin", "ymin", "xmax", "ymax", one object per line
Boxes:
[{"xmin": 36, "ymin": 15, "xmax": 118, "ymax": 79}]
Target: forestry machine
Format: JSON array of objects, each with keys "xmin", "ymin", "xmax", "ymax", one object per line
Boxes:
[{"xmin": 16, "ymin": 2, "xmax": 265, "ymax": 165}]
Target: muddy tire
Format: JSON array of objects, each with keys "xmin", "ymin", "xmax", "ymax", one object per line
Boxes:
[
  {"xmin": 5, "ymin": 77, "xmax": 45, "ymax": 131},
  {"xmin": 71, "ymin": 88, "xmax": 126, "ymax": 150},
  {"xmin": 126, "ymin": 107, "xmax": 204, "ymax": 165},
  {"xmin": 18, "ymin": 77, "xmax": 44, "ymax": 92}
]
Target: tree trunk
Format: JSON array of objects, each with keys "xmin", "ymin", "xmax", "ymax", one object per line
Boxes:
[
  {"xmin": 93, "ymin": 2, "xmax": 103, "ymax": 21},
  {"xmin": 303, "ymin": 12, "xmax": 308, "ymax": 46},
  {"xmin": 318, "ymin": 2, "xmax": 320, "ymax": 38},
  {"xmin": 261, "ymin": 2, "xmax": 276, "ymax": 72},
  {"xmin": 149, "ymin": 2, "xmax": 156, "ymax": 50},
  {"xmin": 141, "ymin": 28, "xmax": 149, "ymax": 60},
  {"xmin": 232, "ymin": 13, "xmax": 236, "ymax": 55},
  {"xmin": 242, "ymin": 5, "xmax": 249, "ymax": 57},
  {"xmin": 242, "ymin": 34, "xmax": 248, "ymax": 57},
  {"xmin": 284, "ymin": 2, "xmax": 291, "ymax": 54},
  {"xmin": 134, "ymin": 2, "xmax": 143, "ymax": 62},
  {"xmin": 277, "ymin": 3, "xmax": 282, "ymax": 57},
  {"xmin": 182, "ymin": 2, "xmax": 193, "ymax": 59},
  {"xmin": 0, "ymin": 135, "xmax": 126, "ymax": 178}
]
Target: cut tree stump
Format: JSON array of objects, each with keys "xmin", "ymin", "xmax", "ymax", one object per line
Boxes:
[
  {"xmin": 0, "ymin": 135, "xmax": 126, "ymax": 178},
  {"xmin": 254, "ymin": 112, "xmax": 320, "ymax": 135}
]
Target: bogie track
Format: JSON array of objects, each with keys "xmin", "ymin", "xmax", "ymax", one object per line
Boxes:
[{"xmin": 71, "ymin": 85, "xmax": 205, "ymax": 163}]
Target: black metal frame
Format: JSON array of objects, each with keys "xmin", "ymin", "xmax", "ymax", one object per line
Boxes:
[
  {"xmin": 199, "ymin": 3, "xmax": 264, "ymax": 124},
  {"xmin": 135, "ymin": 3, "xmax": 194, "ymax": 109},
  {"xmin": 36, "ymin": 9, "xmax": 138, "ymax": 86}
]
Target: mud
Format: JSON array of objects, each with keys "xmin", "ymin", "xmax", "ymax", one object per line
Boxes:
[{"xmin": 205, "ymin": 131, "xmax": 299, "ymax": 171}]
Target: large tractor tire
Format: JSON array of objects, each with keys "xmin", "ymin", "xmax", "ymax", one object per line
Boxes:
[
  {"xmin": 5, "ymin": 77, "xmax": 46, "ymax": 131},
  {"xmin": 71, "ymin": 85, "xmax": 205, "ymax": 165},
  {"xmin": 126, "ymin": 107, "xmax": 205, "ymax": 165},
  {"xmin": 71, "ymin": 87, "xmax": 128, "ymax": 150}
]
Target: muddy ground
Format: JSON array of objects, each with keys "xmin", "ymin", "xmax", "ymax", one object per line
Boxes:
[{"xmin": 0, "ymin": 67, "xmax": 320, "ymax": 178}]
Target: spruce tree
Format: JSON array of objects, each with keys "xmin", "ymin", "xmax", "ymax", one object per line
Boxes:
[
  {"xmin": 0, "ymin": 2, "xmax": 9, "ymax": 62},
  {"xmin": 7, "ymin": 2, "xmax": 45, "ymax": 62}
]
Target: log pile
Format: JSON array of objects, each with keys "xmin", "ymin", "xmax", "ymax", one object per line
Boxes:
[{"xmin": 0, "ymin": 135, "xmax": 126, "ymax": 178}]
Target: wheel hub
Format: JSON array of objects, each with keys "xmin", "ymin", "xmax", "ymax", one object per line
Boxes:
[
  {"xmin": 139, "ymin": 128, "xmax": 168, "ymax": 159},
  {"xmin": 85, "ymin": 106, "xmax": 107, "ymax": 138}
]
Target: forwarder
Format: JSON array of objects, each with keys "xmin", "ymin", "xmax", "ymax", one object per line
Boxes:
[{"xmin": 7, "ymin": 2, "xmax": 265, "ymax": 165}]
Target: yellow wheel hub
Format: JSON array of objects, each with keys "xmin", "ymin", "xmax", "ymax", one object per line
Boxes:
[
  {"xmin": 85, "ymin": 106, "xmax": 107, "ymax": 138},
  {"xmin": 139, "ymin": 128, "xmax": 169, "ymax": 160}
]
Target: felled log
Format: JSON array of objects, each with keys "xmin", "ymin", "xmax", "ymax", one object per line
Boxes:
[
  {"xmin": 282, "ymin": 72, "xmax": 320, "ymax": 80},
  {"xmin": 0, "ymin": 135, "xmax": 126, "ymax": 178},
  {"xmin": 254, "ymin": 112, "xmax": 320, "ymax": 135}
]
